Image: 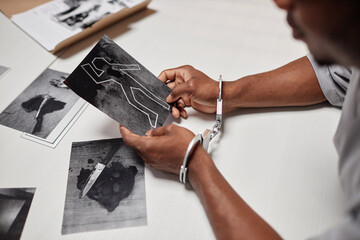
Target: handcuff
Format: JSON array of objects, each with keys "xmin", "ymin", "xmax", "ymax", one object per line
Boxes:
[{"xmin": 179, "ymin": 75, "xmax": 223, "ymax": 184}]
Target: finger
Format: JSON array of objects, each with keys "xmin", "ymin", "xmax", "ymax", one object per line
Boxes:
[
  {"xmin": 172, "ymin": 106, "xmax": 180, "ymax": 118},
  {"xmin": 170, "ymin": 102, "xmax": 181, "ymax": 118},
  {"xmin": 179, "ymin": 107, "xmax": 188, "ymax": 119},
  {"xmin": 174, "ymin": 100, "xmax": 188, "ymax": 118},
  {"xmin": 158, "ymin": 67, "xmax": 181, "ymax": 83},
  {"xmin": 119, "ymin": 125, "xmax": 143, "ymax": 150},
  {"xmin": 176, "ymin": 98, "xmax": 185, "ymax": 108},
  {"xmin": 166, "ymin": 81, "xmax": 176, "ymax": 89},
  {"xmin": 145, "ymin": 129, "xmax": 153, "ymax": 136},
  {"xmin": 150, "ymin": 126, "xmax": 168, "ymax": 136},
  {"xmin": 166, "ymin": 81, "xmax": 191, "ymax": 103},
  {"xmin": 180, "ymin": 95, "xmax": 192, "ymax": 107}
]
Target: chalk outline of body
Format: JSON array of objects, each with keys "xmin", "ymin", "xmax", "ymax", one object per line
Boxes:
[{"xmin": 81, "ymin": 57, "xmax": 170, "ymax": 128}]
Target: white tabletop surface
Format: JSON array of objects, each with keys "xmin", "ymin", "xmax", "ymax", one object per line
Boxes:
[{"xmin": 0, "ymin": 0, "xmax": 346, "ymax": 239}]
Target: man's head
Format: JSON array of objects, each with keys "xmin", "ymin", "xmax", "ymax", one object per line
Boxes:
[{"xmin": 275, "ymin": 0, "xmax": 360, "ymax": 68}]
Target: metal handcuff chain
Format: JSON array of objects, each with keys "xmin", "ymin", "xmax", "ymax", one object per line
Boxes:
[
  {"xmin": 203, "ymin": 75, "xmax": 223, "ymax": 151},
  {"xmin": 179, "ymin": 76, "xmax": 223, "ymax": 183}
]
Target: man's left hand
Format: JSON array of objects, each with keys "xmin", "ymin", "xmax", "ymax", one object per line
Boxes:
[{"xmin": 120, "ymin": 124, "xmax": 196, "ymax": 175}]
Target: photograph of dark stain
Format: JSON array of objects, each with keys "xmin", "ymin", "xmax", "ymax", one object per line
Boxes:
[
  {"xmin": 62, "ymin": 138, "xmax": 147, "ymax": 234},
  {"xmin": 21, "ymin": 94, "xmax": 66, "ymax": 134},
  {"xmin": 77, "ymin": 162, "xmax": 138, "ymax": 212},
  {"xmin": 65, "ymin": 35, "xmax": 172, "ymax": 135},
  {"xmin": 0, "ymin": 188, "xmax": 36, "ymax": 240},
  {"xmin": 0, "ymin": 68, "xmax": 80, "ymax": 139}
]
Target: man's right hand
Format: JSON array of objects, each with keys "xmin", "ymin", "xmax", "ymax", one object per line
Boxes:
[{"xmin": 158, "ymin": 65, "xmax": 219, "ymax": 118}]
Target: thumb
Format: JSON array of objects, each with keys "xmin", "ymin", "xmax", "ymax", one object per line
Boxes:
[
  {"xmin": 166, "ymin": 81, "xmax": 192, "ymax": 103},
  {"xmin": 149, "ymin": 126, "xmax": 168, "ymax": 136},
  {"xmin": 119, "ymin": 125, "xmax": 142, "ymax": 150}
]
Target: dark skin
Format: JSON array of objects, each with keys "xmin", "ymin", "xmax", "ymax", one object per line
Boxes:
[
  {"xmin": 121, "ymin": 0, "xmax": 360, "ymax": 239},
  {"xmin": 161, "ymin": 57, "xmax": 324, "ymax": 119},
  {"xmin": 277, "ymin": 0, "xmax": 360, "ymax": 67},
  {"xmin": 120, "ymin": 57, "xmax": 322, "ymax": 240}
]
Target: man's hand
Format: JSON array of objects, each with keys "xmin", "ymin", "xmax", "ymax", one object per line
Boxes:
[
  {"xmin": 121, "ymin": 123, "xmax": 282, "ymax": 240},
  {"xmin": 120, "ymin": 124, "xmax": 196, "ymax": 175},
  {"xmin": 159, "ymin": 65, "xmax": 219, "ymax": 118}
]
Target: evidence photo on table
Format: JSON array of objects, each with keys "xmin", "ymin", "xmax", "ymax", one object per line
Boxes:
[
  {"xmin": 0, "ymin": 65, "xmax": 10, "ymax": 79},
  {"xmin": 9, "ymin": 0, "xmax": 146, "ymax": 51},
  {"xmin": 62, "ymin": 138, "xmax": 147, "ymax": 234},
  {"xmin": 0, "ymin": 68, "xmax": 85, "ymax": 146},
  {"xmin": 53, "ymin": 0, "xmax": 127, "ymax": 30},
  {"xmin": 65, "ymin": 35, "xmax": 172, "ymax": 135},
  {"xmin": 0, "ymin": 188, "xmax": 36, "ymax": 240}
]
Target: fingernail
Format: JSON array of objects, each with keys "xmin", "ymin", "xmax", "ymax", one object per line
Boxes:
[
  {"xmin": 166, "ymin": 95, "xmax": 172, "ymax": 102},
  {"xmin": 182, "ymin": 112, "xmax": 187, "ymax": 119}
]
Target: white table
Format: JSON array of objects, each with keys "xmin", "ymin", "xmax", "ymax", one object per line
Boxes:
[{"xmin": 0, "ymin": 0, "xmax": 346, "ymax": 239}]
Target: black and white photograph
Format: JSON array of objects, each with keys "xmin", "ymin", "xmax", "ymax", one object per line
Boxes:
[
  {"xmin": 121, "ymin": 0, "xmax": 146, "ymax": 8},
  {"xmin": 0, "ymin": 188, "xmax": 36, "ymax": 240},
  {"xmin": 20, "ymin": 98, "xmax": 87, "ymax": 148},
  {"xmin": 0, "ymin": 65, "xmax": 10, "ymax": 79},
  {"xmin": 0, "ymin": 68, "xmax": 80, "ymax": 139},
  {"xmin": 62, "ymin": 138, "xmax": 147, "ymax": 234},
  {"xmin": 65, "ymin": 35, "xmax": 172, "ymax": 135},
  {"xmin": 10, "ymin": 0, "xmax": 147, "ymax": 51},
  {"xmin": 52, "ymin": 0, "xmax": 126, "ymax": 30}
]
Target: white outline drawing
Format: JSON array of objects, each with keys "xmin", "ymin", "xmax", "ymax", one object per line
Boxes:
[{"xmin": 81, "ymin": 57, "xmax": 170, "ymax": 128}]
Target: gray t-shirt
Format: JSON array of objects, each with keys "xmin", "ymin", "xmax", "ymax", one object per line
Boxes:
[{"xmin": 307, "ymin": 54, "xmax": 360, "ymax": 239}]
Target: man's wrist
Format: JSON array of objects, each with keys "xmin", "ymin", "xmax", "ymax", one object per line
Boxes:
[
  {"xmin": 222, "ymin": 79, "xmax": 245, "ymax": 111},
  {"xmin": 187, "ymin": 145, "xmax": 214, "ymax": 187}
]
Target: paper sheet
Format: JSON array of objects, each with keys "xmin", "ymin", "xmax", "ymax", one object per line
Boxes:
[
  {"xmin": 11, "ymin": 1, "xmax": 81, "ymax": 51},
  {"xmin": 62, "ymin": 138, "xmax": 146, "ymax": 234},
  {"xmin": 0, "ymin": 68, "xmax": 85, "ymax": 147},
  {"xmin": 10, "ymin": 0, "xmax": 143, "ymax": 51},
  {"xmin": 0, "ymin": 188, "xmax": 36, "ymax": 240}
]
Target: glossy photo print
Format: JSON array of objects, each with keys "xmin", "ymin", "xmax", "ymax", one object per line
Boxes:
[
  {"xmin": 65, "ymin": 35, "xmax": 172, "ymax": 135},
  {"xmin": 52, "ymin": 0, "xmax": 126, "ymax": 30},
  {"xmin": 0, "ymin": 188, "xmax": 36, "ymax": 240},
  {"xmin": 0, "ymin": 68, "xmax": 80, "ymax": 139},
  {"xmin": 62, "ymin": 138, "xmax": 147, "ymax": 234}
]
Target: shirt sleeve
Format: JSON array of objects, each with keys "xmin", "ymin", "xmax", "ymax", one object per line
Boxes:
[
  {"xmin": 306, "ymin": 54, "xmax": 352, "ymax": 107},
  {"xmin": 309, "ymin": 214, "xmax": 360, "ymax": 240}
]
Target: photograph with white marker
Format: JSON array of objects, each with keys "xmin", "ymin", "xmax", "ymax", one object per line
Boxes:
[{"xmin": 64, "ymin": 35, "xmax": 172, "ymax": 135}]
